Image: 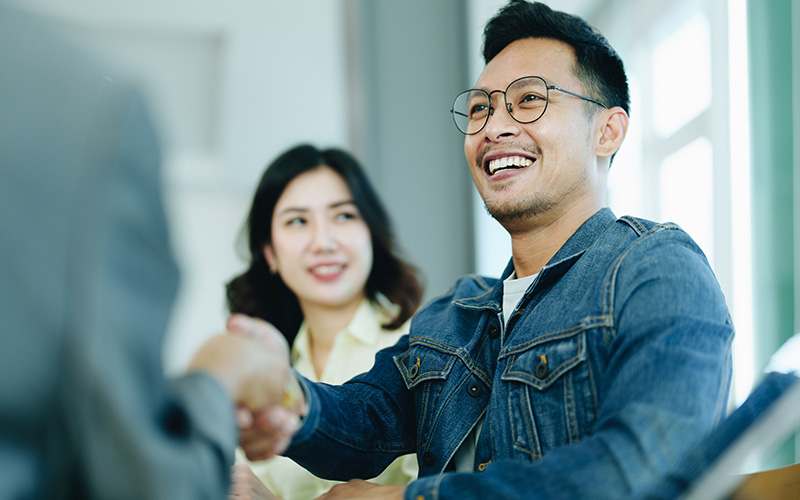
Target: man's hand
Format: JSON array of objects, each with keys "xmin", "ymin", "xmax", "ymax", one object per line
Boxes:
[
  {"xmin": 238, "ymin": 405, "xmax": 299, "ymax": 460},
  {"xmin": 188, "ymin": 315, "xmax": 303, "ymax": 427},
  {"xmin": 188, "ymin": 333, "xmax": 286, "ymax": 409},
  {"xmin": 228, "ymin": 463, "xmax": 281, "ymax": 500},
  {"xmin": 225, "ymin": 314, "xmax": 307, "ymax": 417},
  {"xmin": 226, "ymin": 314, "xmax": 289, "ymax": 358},
  {"xmin": 315, "ymin": 480, "xmax": 405, "ymax": 500},
  {"xmin": 223, "ymin": 314, "xmax": 308, "ymax": 460}
]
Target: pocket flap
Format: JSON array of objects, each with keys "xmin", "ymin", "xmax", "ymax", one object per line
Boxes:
[
  {"xmin": 501, "ymin": 331, "xmax": 586, "ymax": 390},
  {"xmin": 394, "ymin": 340, "xmax": 457, "ymax": 389}
]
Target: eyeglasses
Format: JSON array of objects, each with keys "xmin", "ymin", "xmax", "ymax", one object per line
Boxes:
[{"xmin": 450, "ymin": 75, "xmax": 608, "ymax": 135}]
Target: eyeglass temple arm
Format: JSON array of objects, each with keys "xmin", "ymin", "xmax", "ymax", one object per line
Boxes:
[{"xmin": 547, "ymin": 85, "xmax": 608, "ymax": 109}]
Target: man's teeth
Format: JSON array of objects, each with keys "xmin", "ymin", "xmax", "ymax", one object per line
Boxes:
[
  {"xmin": 312, "ymin": 264, "xmax": 343, "ymax": 275},
  {"xmin": 488, "ymin": 156, "xmax": 534, "ymax": 174}
]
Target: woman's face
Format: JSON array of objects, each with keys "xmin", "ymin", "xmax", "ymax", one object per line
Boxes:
[{"xmin": 263, "ymin": 166, "xmax": 373, "ymax": 312}]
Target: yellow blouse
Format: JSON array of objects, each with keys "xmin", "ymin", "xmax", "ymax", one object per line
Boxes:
[{"xmin": 237, "ymin": 298, "xmax": 418, "ymax": 500}]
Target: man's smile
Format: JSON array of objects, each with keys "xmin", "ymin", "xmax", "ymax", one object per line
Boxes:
[
  {"xmin": 479, "ymin": 148, "xmax": 539, "ymax": 176},
  {"xmin": 486, "ymin": 155, "xmax": 535, "ymax": 175}
]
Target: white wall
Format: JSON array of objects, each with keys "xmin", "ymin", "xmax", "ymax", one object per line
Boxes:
[{"xmin": 13, "ymin": 0, "xmax": 351, "ymax": 373}]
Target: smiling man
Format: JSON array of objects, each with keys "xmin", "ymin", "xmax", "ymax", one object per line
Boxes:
[{"xmin": 236, "ymin": 2, "xmax": 734, "ymax": 499}]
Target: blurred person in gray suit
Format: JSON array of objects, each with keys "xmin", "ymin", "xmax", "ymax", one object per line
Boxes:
[{"xmin": 0, "ymin": 3, "xmax": 300, "ymax": 498}]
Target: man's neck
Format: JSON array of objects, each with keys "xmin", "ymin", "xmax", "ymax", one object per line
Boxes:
[{"xmin": 508, "ymin": 203, "xmax": 603, "ymax": 278}]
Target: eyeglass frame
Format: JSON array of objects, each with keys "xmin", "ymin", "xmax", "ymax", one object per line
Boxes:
[{"xmin": 450, "ymin": 75, "xmax": 609, "ymax": 135}]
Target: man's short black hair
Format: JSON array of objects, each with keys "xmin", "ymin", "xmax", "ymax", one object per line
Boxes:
[{"xmin": 483, "ymin": 0, "xmax": 630, "ymax": 116}]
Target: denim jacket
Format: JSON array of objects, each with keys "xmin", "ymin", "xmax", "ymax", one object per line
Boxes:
[{"xmin": 287, "ymin": 208, "xmax": 734, "ymax": 500}]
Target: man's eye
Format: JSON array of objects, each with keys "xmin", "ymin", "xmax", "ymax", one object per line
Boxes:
[
  {"xmin": 516, "ymin": 93, "xmax": 547, "ymax": 110},
  {"xmin": 520, "ymin": 93, "xmax": 545, "ymax": 103},
  {"xmin": 469, "ymin": 104, "xmax": 489, "ymax": 119}
]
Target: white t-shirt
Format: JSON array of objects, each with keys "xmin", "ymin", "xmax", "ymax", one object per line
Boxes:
[
  {"xmin": 502, "ymin": 271, "xmax": 538, "ymax": 327},
  {"xmin": 453, "ymin": 271, "xmax": 539, "ymax": 473}
]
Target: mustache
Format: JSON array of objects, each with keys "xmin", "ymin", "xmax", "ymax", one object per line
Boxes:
[{"xmin": 475, "ymin": 141, "xmax": 542, "ymax": 169}]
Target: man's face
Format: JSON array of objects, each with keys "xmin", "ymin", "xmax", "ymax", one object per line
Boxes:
[{"xmin": 465, "ymin": 37, "xmax": 607, "ymax": 230}]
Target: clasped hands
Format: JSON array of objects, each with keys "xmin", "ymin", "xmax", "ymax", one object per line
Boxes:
[
  {"xmin": 189, "ymin": 314, "xmax": 304, "ymax": 460},
  {"xmin": 192, "ymin": 315, "xmax": 406, "ymax": 500}
]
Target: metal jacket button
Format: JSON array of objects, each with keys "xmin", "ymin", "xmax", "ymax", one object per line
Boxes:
[
  {"xmin": 467, "ymin": 382, "xmax": 483, "ymax": 397},
  {"xmin": 422, "ymin": 451, "xmax": 435, "ymax": 467},
  {"xmin": 535, "ymin": 354, "xmax": 549, "ymax": 379},
  {"xmin": 409, "ymin": 358, "xmax": 420, "ymax": 379},
  {"xmin": 488, "ymin": 323, "xmax": 500, "ymax": 339}
]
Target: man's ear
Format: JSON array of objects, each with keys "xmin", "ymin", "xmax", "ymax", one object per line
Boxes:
[{"xmin": 596, "ymin": 107, "xmax": 629, "ymax": 158}]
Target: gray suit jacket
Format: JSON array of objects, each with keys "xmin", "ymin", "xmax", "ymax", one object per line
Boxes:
[{"xmin": 0, "ymin": 4, "xmax": 236, "ymax": 498}]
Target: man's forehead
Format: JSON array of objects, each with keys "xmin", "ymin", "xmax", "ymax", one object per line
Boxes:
[{"xmin": 475, "ymin": 37, "xmax": 577, "ymax": 89}]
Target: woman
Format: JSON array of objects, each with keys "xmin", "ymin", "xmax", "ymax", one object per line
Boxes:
[{"xmin": 226, "ymin": 144, "xmax": 423, "ymax": 500}]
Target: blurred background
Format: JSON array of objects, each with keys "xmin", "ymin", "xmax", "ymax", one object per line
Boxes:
[{"xmin": 9, "ymin": 0, "xmax": 798, "ymax": 467}]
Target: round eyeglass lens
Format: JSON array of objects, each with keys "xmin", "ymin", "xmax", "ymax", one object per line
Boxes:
[
  {"xmin": 505, "ymin": 76, "xmax": 549, "ymax": 124},
  {"xmin": 451, "ymin": 77, "xmax": 551, "ymax": 134},
  {"xmin": 452, "ymin": 89, "xmax": 490, "ymax": 135}
]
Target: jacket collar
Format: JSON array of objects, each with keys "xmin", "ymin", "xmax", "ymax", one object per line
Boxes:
[{"xmin": 460, "ymin": 208, "xmax": 617, "ymax": 310}]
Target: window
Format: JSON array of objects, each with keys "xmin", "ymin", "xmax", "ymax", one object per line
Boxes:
[{"xmin": 606, "ymin": 0, "xmax": 754, "ymax": 406}]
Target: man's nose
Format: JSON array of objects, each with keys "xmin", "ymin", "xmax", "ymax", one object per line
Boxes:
[{"xmin": 483, "ymin": 99, "xmax": 521, "ymax": 141}]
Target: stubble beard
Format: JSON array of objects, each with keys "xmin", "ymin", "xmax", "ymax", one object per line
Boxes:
[
  {"xmin": 484, "ymin": 191, "xmax": 558, "ymax": 225},
  {"xmin": 475, "ymin": 141, "xmax": 555, "ymax": 225}
]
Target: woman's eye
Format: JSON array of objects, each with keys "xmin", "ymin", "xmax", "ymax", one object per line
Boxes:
[
  {"xmin": 286, "ymin": 217, "xmax": 306, "ymax": 226},
  {"xmin": 336, "ymin": 212, "xmax": 357, "ymax": 222}
]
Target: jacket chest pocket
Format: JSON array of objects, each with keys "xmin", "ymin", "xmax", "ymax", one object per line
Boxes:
[
  {"xmin": 394, "ymin": 341, "xmax": 458, "ymax": 445},
  {"xmin": 500, "ymin": 329, "xmax": 597, "ymax": 460}
]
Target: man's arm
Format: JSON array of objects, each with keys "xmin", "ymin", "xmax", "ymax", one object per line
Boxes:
[
  {"xmin": 260, "ymin": 229, "xmax": 730, "ymax": 499},
  {"xmin": 239, "ymin": 230, "xmax": 733, "ymax": 500},
  {"xmin": 403, "ymin": 229, "xmax": 734, "ymax": 500}
]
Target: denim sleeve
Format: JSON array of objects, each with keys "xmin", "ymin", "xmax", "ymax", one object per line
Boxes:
[
  {"xmin": 407, "ymin": 228, "xmax": 734, "ymax": 500},
  {"xmin": 285, "ymin": 335, "xmax": 418, "ymax": 480},
  {"xmin": 636, "ymin": 371, "xmax": 800, "ymax": 499}
]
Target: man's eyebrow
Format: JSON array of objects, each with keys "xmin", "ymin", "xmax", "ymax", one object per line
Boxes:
[{"xmin": 474, "ymin": 76, "xmax": 556, "ymax": 92}]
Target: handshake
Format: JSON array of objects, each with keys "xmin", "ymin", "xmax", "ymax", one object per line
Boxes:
[{"xmin": 189, "ymin": 314, "xmax": 304, "ymax": 461}]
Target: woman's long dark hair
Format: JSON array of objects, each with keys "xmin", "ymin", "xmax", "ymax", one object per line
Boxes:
[{"xmin": 226, "ymin": 144, "xmax": 423, "ymax": 346}]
